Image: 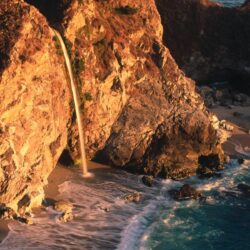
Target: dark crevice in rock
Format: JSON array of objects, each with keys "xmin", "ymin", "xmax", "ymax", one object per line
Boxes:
[
  {"xmin": 24, "ymin": 0, "xmax": 72, "ymax": 26},
  {"xmin": 58, "ymin": 149, "xmax": 74, "ymax": 166}
]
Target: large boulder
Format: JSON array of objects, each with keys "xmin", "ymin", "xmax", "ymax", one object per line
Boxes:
[
  {"xmin": 156, "ymin": 0, "xmax": 250, "ymax": 93},
  {"xmin": 0, "ymin": 0, "xmax": 224, "ymax": 210},
  {"xmin": 59, "ymin": 0, "xmax": 223, "ymax": 179},
  {"xmin": 0, "ymin": 0, "xmax": 71, "ymax": 209}
]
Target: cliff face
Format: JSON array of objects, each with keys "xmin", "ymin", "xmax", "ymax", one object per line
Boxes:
[
  {"xmin": 0, "ymin": 0, "xmax": 222, "ymax": 209},
  {"xmin": 0, "ymin": 0, "xmax": 71, "ymax": 209},
  {"xmin": 61, "ymin": 0, "xmax": 222, "ymax": 178},
  {"xmin": 156, "ymin": 0, "xmax": 250, "ymax": 92}
]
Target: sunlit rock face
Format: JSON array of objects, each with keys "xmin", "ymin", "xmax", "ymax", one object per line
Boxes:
[
  {"xmin": 156, "ymin": 0, "xmax": 250, "ymax": 93},
  {"xmin": 59, "ymin": 0, "xmax": 223, "ymax": 178},
  {"xmin": 1, "ymin": 0, "xmax": 223, "ymax": 209},
  {"xmin": 0, "ymin": 0, "xmax": 71, "ymax": 209}
]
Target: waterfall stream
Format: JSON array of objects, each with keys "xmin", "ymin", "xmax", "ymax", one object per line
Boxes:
[{"xmin": 53, "ymin": 30, "xmax": 89, "ymax": 176}]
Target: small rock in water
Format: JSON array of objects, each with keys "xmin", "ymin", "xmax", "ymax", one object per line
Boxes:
[
  {"xmin": 197, "ymin": 167, "xmax": 222, "ymax": 178},
  {"xmin": 197, "ymin": 154, "xmax": 223, "ymax": 178},
  {"xmin": 53, "ymin": 200, "xmax": 73, "ymax": 213},
  {"xmin": 53, "ymin": 200, "xmax": 74, "ymax": 223},
  {"xmin": 122, "ymin": 192, "xmax": 142, "ymax": 203},
  {"xmin": 59, "ymin": 212, "xmax": 74, "ymax": 223},
  {"xmin": 169, "ymin": 184, "xmax": 205, "ymax": 201},
  {"xmin": 0, "ymin": 203, "xmax": 34, "ymax": 224},
  {"xmin": 16, "ymin": 216, "xmax": 33, "ymax": 225},
  {"xmin": 142, "ymin": 175, "xmax": 154, "ymax": 187},
  {"xmin": 238, "ymin": 158, "xmax": 245, "ymax": 164},
  {"xmin": 225, "ymin": 155, "xmax": 231, "ymax": 164},
  {"xmin": 97, "ymin": 205, "xmax": 110, "ymax": 212},
  {"xmin": 0, "ymin": 204, "xmax": 16, "ymax": 220},
  {"xmin": 237, "ymin": 183, "xmax": 250, "ymax": 196}
]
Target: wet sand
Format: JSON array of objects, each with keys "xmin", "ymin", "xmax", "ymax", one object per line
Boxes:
[
  {"xmin": 210, "ymin": 106, "xmax": 250, "ymax": 158},
  {"xmin": 211, "ymin": 106, "xmax": 250, "ymax": 131},
  {"xmin": 0, "ymin": 220, "xmax": 9, "ymax": 243},
  {"xmin": 44, "ymin": 161, "xmax": 110, "ymax": 198},
  {"xmin": 0, "ymin": 161, "xmax": 110, "ymax": 243}
]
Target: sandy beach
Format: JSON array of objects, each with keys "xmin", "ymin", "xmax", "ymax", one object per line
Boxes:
[
  {"xmin": 210, "ymin": 106, "xmax": 250, "ymax": 159},
  {"xmin": 0, "ymin": 161, "xmax": 110, "ymax": 243}
]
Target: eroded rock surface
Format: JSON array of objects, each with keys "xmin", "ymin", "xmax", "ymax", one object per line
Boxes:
[
  {"xmin": 156, "ymin": 0, "xmax": 250, "ymax": 93},
  {"xmin": 1, "ymin": 0, "xmax": 223, "ymax": 209},
  {"xmin": 0, "ymin": 0, "xmax": 71, "ymax": 209},
  {"xmin": 169, "ymin": 184, "xmax": 205, "ymax": 201},
  {"xmin": 61, "ymin": 0, "xmax": 223, "ymax": 179}
]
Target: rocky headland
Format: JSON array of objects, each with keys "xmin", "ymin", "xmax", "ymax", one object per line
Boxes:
[
  {"xmin": 156, "ymin": 0, "xmax": 250, "ymax": 93},
  {"xmin": 0, "ymin": 0, "xmax": 232, "ymax": 215}
]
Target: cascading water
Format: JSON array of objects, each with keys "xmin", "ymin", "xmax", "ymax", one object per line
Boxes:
[{"xmin": 53, "ymin": 30, "xmax": 90, "ymax": 177}]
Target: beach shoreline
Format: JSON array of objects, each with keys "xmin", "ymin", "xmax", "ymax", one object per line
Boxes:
[
  {"xmin": 0, "ymin": 105, "xmax": 249, "ymax": 244},
  {"xmin": 211, "ymin": 106, "xmax": 250, "ymax": 159}
]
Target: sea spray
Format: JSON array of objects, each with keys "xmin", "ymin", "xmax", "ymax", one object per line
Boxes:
[{"xmin": 53, "ymin": 30, "xmax": 90, "ymax": 177}]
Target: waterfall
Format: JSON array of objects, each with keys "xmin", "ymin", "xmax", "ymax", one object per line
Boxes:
[{"xmin": 53, "ymin": 30, "xmax": 90, "ymax": 177}]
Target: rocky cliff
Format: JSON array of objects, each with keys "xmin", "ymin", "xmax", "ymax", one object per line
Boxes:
[
  {"xmin": 0, "ymin": 0, "xmax": 71, "ymax": 210},
  {"xmin": 0, "ymin": 0, "xmax": 223, "ymax": 210},
  {"xmin": 156, "ymin": 0, "xmax": 250, "ymax": 93}
]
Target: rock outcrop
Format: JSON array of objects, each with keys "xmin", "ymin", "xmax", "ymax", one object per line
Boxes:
[
  {"xmin": 0, "ymin": 0, "xmax": 71, "ymax": 210},
  {"xmin": 156, "ymin": 0, "xmax": 250, "ymax": 93},
  {"xmin": 60, "ymin": 0, "xmax": 223, "ymax": 179},
  {"xmin": 0, "ymin": 0, "xmax": 223, "ymax": 210}
]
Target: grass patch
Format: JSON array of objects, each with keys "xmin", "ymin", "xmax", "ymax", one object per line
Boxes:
[
  {"xmin": 84, "ymin": 92, "xmax": 93, "ymax": 101},
  {"xmin": 73, "ymin": 57, "xmax": 85, "ymax": 75}
]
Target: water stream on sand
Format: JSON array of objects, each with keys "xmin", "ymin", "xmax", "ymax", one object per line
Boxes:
[
  {"xmin": 0, "ymin": 155, "xmax": 249, "ymax": 249},
  {"xmin": 53, "ymin": 30, "xmax": 89, "ymax": 177}
]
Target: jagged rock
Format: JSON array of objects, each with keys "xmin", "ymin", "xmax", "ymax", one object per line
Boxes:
[
  {"xmin": 0, "ymin": 203, "xmax": 33, "ymax": 224},
  {"xmin": 156, "ymin": 0, "xmax": 250, "ymax": 93},
  {"xmin": 53, "ymin": 200, "xmax": 73, "ymax": 214},
  {"xmin": 58, "ymin": 212, "xmax": 74, "ymax": 223},
  {"xmin": 16, "ymin": 216, "xmax": 33, "ymax": 225},
  {"xmin": 197, "ymin": 154, "xmax": 223, "ymax": 178},
  {"xmin": 97, "ymin": 205, "xmax": 110, "ymax": 213},
  {"xmin": 24, "ymin": 0, "xmax": 223, "ymax": 179},
  {"xmin": 238, "ymin": 158, "xmax": 246, "ymax": 164},
  {"xmin": 169, "ymin": 184, "xmax": 205, "ymax": 201},
  {"xmin": 1, "ymin": 0, "xmax": 224, "ymax": 209},
  {"xmin": 142, "ymin": 176, "xmax": 154, "ymax": 187},
  {"xmin": 0, "ymin": 204, "xmax": 16, "ymax": 220},
  {"xmin": 65, "ymin": 0, "xmax": 223, "ymax": 179},
  {"xmin": 0, "ymin": 0, "xmax": 71, "ymax": 210},
  {"xmin": 197, "ymin": 166, "xmax": 222, "ymax": 179},
  {"xmin": 54, "ymin": 200, "xmax": 74, "ymax": 223},
  {"xmin": 122, "ymin": 192, "xmax": 142, "ymax": 203},
  {"xmin": 237, "ymin": 183, "xmax": 250, "ymax": 196}
]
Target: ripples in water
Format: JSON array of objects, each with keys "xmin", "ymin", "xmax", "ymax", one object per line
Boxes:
[{"xmin": 0, "ymin": 147, "xmax": 250, "ymax": 250}]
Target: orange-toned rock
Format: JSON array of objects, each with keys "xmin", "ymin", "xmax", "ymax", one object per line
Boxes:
[
  {"xmin": 59, "ymin": 0, "xmax": 223, "ymax": 179},
  {"xmin": 0, "ymin": 0, "xmax": 71, "ymax": 209},
  {"xmin": 0, "ymin": 0, "xmax": 224, "ymax": 210}
]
